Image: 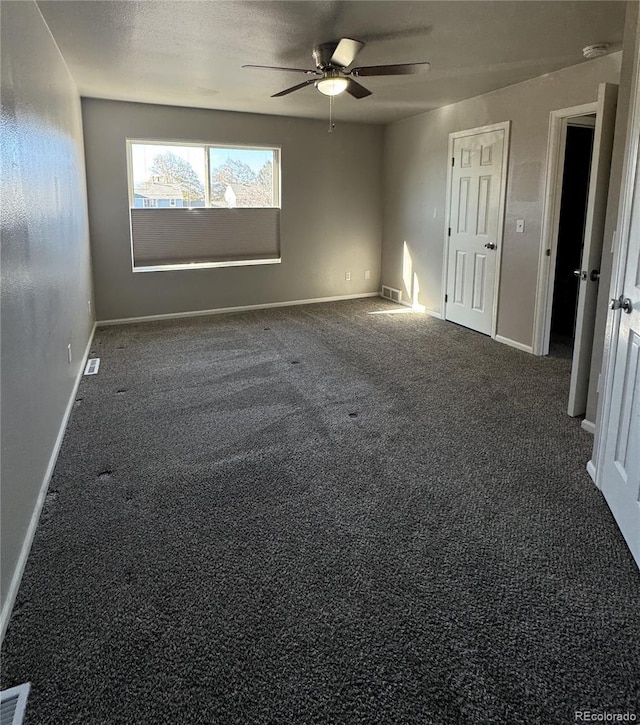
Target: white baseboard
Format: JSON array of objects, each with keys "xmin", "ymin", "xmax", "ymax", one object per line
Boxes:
[
  {"xmin": 97, "ymin": 292, "xmax": 380, "ymax": 326},
  {"xmin": 424, "ymin": 308, "xmax": 443, "ymax": 319},
  {"xmin": 0, "ymin": 324, "xmax": 96, "ymax": 645},
  {"xmin": 494, "ymin": 334, "xmax": 534, "ymax": 354},
  {"xmin": 581, "ymin": 419, "xmax": 596, "ymax": 435},
  {"xmin": 586, "ymin": 459, "xmax": 597, "ymax": 483}
]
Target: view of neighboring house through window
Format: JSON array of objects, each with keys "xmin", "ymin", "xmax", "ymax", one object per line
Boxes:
[
  {"xmin": 209, "ymin": 147, "xmax": 276, "ymax": 208},
  {"xmin": 129, "ymin": 141, "xmax": 279, "ymax": 209},
  {"xmin": 127, "ymin": 140, "xmax": 281, "ymax": 271},
  {"xmin": 131, "ymin": 143, "xmax": 206, "ymax": 207}
]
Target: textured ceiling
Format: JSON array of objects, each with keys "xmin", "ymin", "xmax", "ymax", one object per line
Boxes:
[{"xmin": 37, "ymin": 0, "xmax": 627, "ymax": 124}]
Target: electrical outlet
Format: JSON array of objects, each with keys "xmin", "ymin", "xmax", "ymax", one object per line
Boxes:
[
  {"xmin": 364, "ymin": 270, "xmax": 371, "ymax": 280},
  {"xmin": 516, "ymin": 219, "xmax": 525, "ymax": 233},
  {"xmin": 67, "ymin": 343, "xmax": 72, "ymax": 364},
  {"xmin": 345, "ymin": 272, "xmax": 351, "ymax": 281}
]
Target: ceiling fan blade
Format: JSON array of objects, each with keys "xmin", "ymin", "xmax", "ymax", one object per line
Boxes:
[
  {"xmin": 330, "ymin": 38, "xmax": 365, "ymax": 68},
  {"xmin": 243, "ymin": 64, "xmax": 319, "ymax": 76},
  {"xmin": 271, "ymin": 79, "xmax": 317, "ymax": 97},
  {"xmin": 345, "ymin": 78, "xmax": 372, "ymax": 99},
  {"xmin": 358, "ymin": 26, "xmax": 433, "ymax": 44},
  {"xmin": 351, "ymin": 62, "xmax": 431, "ymax": 77}
]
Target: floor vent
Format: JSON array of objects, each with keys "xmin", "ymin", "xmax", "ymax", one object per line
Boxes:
[
  {"xmin": 84, "ymin": 357, "xmax": 101, "ymax": 375},
  {"xmin": 381, "ymin": 285, "xmax": 402, "ymax": 303},
  {"xmin": 1, "ymin": 683, "xmax": 30, "ymax": 725}
]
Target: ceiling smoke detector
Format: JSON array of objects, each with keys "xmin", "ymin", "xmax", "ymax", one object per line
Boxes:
[{"xmin": 583, "ymin": 43, "xmax": 609, "ymax": 59}]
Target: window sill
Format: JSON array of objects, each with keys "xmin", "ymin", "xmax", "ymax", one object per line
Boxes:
[{"xmin": 132, "ymin": 258, "xmax": 281, "ymax": 273}]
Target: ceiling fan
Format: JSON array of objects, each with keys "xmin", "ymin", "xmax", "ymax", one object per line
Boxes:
[{"xmin": 243, "ymin": 38, "xmax": 430, "ymax": 99}]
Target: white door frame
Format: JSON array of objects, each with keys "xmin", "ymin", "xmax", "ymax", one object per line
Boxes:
[
  {"xmin": 532, "ymin": 101, "xmax": 598, "ymax": 356},
  {"xmin": 591, "ymin": 49, "xmax": 640, "ymax": 569},
  {"xmin": 593, "ymin": 56, "xmax": 640, "ymax": 480},
  {"xmin": 441, "ymin": 121, "xmax": 511, "ymax": 339}
]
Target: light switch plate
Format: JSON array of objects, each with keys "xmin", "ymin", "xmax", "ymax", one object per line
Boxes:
[{"xmin": 516, "ymin": 219, "xmax": 525, "ymax": 233}]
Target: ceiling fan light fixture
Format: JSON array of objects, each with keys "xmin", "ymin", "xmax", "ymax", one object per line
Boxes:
[{"xmin": 316, "ymin": 76, "xmax": 349, "ymax": 96}]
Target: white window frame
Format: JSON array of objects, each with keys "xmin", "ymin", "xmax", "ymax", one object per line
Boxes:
[
  {"xmin": 126, "ymin": 138, "xmax": 282, "ymax": 273},
  {"xmin": 126, "ymin": 139, "xmax": 281, "ymax": 210}
]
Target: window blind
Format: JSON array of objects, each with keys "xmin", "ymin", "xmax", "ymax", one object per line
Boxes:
[{"xmin": 130, "ymin": 208, "xmax": 280, "ymax": 268}]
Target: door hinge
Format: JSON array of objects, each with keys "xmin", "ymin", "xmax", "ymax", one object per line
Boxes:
[
  {"xmin": 448, "ymin": 227, "xmax": 451, "ymax": 237},
  {"xmin": 452, "ymin": 157, "xmax": 455, "ymax": 167},
  {"xmin": 445, "ymin": 294, "xmax": 448, "ymax": 303}
]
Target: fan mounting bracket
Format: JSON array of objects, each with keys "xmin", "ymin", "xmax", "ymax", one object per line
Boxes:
[{"xmin": 312, "ymin": 42, "xmax": 340, "ymax": 70}]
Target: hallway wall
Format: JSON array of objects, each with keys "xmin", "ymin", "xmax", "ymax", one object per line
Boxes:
[{"xmin": 382, "ymin": 53, "xmax": 621, "ymax": 350}]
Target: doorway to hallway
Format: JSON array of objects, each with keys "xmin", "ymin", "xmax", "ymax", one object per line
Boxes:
[
  {"xmin": 534, "ymin": 83, "xmax": 618, "ymax": 418},
  {"xmin": 549, "ymin": 117, "xmax": 595, "ymax": 357}
]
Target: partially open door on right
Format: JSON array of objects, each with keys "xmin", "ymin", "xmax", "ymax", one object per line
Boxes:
[
  {"xmin": 596, "ymin": 64, "xmax": 640, "ymax": 569},
  {"xmin": 568, "ymin": 83, "xmax": 618, "ymax": 416}
]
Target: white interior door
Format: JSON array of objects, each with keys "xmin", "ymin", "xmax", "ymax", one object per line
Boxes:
[
  {"xmin": 597, "ymin": 76, "xmax": 640, "ymax": 568},
  {"xmin": 568, "ymin": 83, "xmax": 618, "ymax": 416},
  {"xmin": 445, "ymin": 127, "xmax": 508, "ymax": 336}
]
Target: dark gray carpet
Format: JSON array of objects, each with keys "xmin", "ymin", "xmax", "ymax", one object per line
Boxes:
[{"xmin": 2, "ymin": 298, "xmax": 639, "ymax": 724}]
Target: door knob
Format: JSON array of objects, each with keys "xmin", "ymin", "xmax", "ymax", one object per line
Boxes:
[
  {"xmin": 590, "ymin": 269, "xmax": 600, "ymax": 282},
  {"xmin": 484, "ymin": 242, "xmax": 496, "ymax": 250},
  {"xmin": 610, "ymin": 295, "xmax": 633, "ymax": 313}
]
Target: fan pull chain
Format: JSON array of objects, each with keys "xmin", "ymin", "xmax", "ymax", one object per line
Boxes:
[{"xmin": 329, "ymin": 94, "xmax": 335, "ymax": 133}]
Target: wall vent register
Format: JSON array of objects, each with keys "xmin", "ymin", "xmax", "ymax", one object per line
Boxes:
[
  {"xmin": 84, "ymin": 358, "xmax": 101, "ymax": 375},
  {"xmin": 381, "ymin": 285, "xmax": 402, "ymax": 303},
  {"xmin": 1, "ymin": 683, "xmax": 30, "ymax": 725}
]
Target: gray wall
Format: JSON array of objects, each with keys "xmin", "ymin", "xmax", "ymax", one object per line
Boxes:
[
  {"xmin": 382, "ymin": 52, "xmax": 621, "ymax": 347},
  {"xmin": 585, "ymin": 1, "xmax": 640, "ymax": 425},
  {"xmin": 1, "ymin": 1, "xmax": 93, "ymax": 626},
  {"xmin": 82, "ymin": 99, "xmax": 383, "ymax": 321}
]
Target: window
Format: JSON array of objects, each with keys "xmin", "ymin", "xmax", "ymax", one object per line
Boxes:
[
  {"xmin": 209, "ymin": 147, "xmax": 277, "ymax": 208},
  {"xmin": 127, "ymin": 140, "xmax": 281, "ymax": 271}
]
